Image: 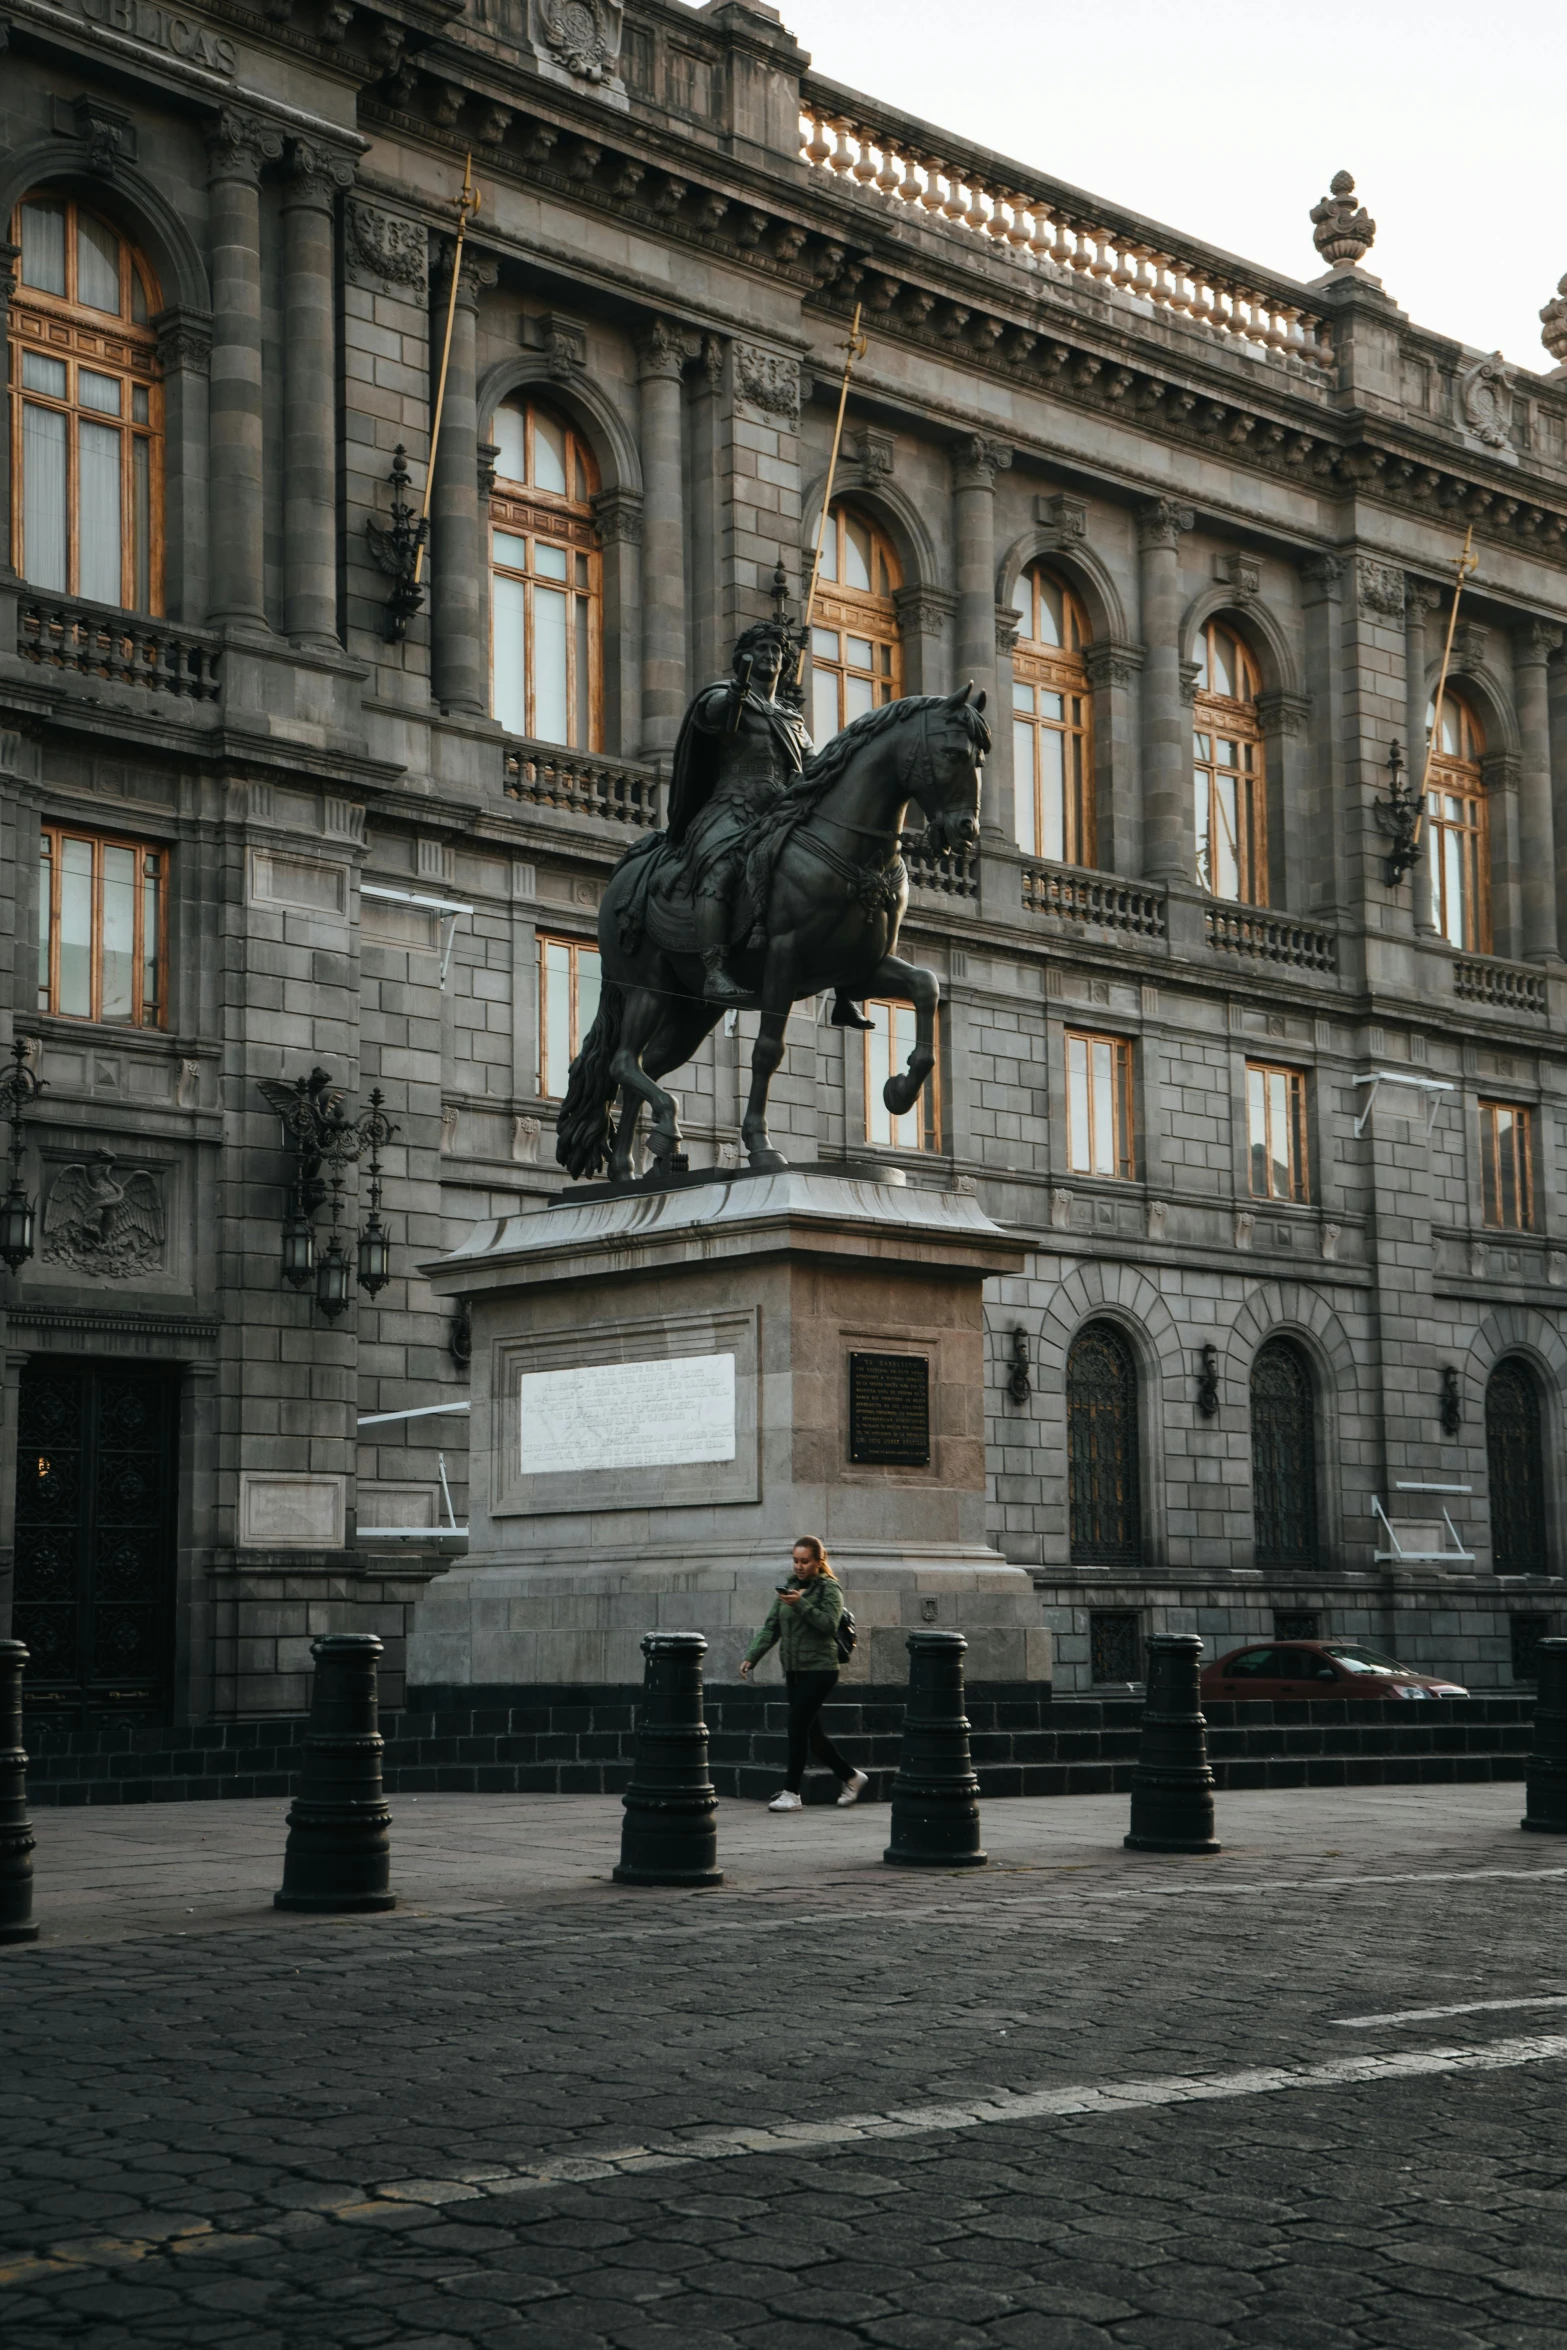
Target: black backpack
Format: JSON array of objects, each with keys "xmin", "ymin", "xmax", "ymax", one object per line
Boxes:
[{"xmin": 835, "ymin": 1605, "xmax": 857, "ymax": 1664}]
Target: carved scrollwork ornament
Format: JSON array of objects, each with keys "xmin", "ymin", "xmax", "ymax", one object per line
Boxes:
[
  {"xmin": 1356, "ymin": 557, "xmax": 1406, "ymax": 619},
  {"xmin": 347, "ymin": 201, "xmax": 428, "ymax": 292},
  {"xmin": 1541, "ymin": 272, "xmax": 1567, "ymax": 367},
  {"xmin": 538, "ymin": 0, "xmax": 622, "ymax": 82},
  {"xmin": 1459, "ymin": 352, "xmax": 1517, "ymax": 449},
  {"xmin": 734, "ymin": 344, "xmax": 801, "ymax": 423}
]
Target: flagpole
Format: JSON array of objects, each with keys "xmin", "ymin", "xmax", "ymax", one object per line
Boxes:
[{"xmin": 414, "ymin": 154, "xmax": 482, "ymax": 594}]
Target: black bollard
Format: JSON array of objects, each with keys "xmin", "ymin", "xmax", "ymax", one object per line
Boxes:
[
  {"xmin": 275, "ymin": 1633, "xmax": 396, "ymax": 1912},
  {"xmin": 0, "ymin": 1641, "xmax": 38, "ymax": 1945},
  {"xmin": 884, "ymin": 1629, "xmax": 986, "ymax": 1869},
  {"xmin": 1522, "ymin": 1637, "xmax": 1567, "ymax": 1833},
  {"xmin": 614, "ymin": 1632, "xmax": 723, "ymax": 1887},
  {"xmin": 1124, "ymin": 1633, "xmax": 1220, "ymax": 1854}
]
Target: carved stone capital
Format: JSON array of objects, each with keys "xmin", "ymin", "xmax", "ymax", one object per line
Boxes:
[
  {"xmin": 1299, "ymin": 552, "xmax": 1345, "ymax": 599},
  {"xmin": 592, "ymin": 486, "xmax": 644, "ymax": 547},
  {"xmin": 1355, "ymin": 556, "xmax": 1406, "ymax": 620},
  {"xmin": 734, "ymin": 342, "xmax": 802, "ymax": 424},
  {"xmin": 1481, "ymin": 749, "xmax": 1522, "ymax": 794},
  {"xmin": 1257, "ymin": 688, "xmax": 1311, "ymax": 737},
  {"xmin": 892, "ymin": 583, "xmax": 958, "ymax": 640},
  {"xmin": 953, "ymin": 435, "xmax": 1011, "ymax": 492},
  {"xmin": 1515, "ymin": 617, "xmax": 1565, "ymax": 664},
  {"xmin": 0, "ymin": 240, "xmax": 19, "ymax": 307},
  {"xmin": 155, "ymin": 308, "xmax": 211, "ymax": 374},
  {"xmin": 1178, "ymin": 658, "xmax": 1202, "ymax": 706},
  {"xmin": 207, "ymin": 108, "xmax": 284, "ymax": 183},
  {"xmin": 994, "ymin": 605, "xmax": 1021, "ymax": 658},
  {"xmin": 1137, "ymin": 497, "xmax": 1194, "ymax": 551},
  {"xmin": 1404, "ymin": 577, "xmax": 1443, "ymax": 621},
  {"xmin": 636, "ymin": 316, "xmax": 688, "ymax": 382},
  {"xmin": 434, "ymin": 241, "xmax": 498, "ymax": 310},
  {"xmin": 346, "ymin": 201, "xmax": 428, "ymax": 294},
  {"xmin": 283, "ymin": 138, "xmax": 356, "ymax": 209},
  {"xmin": 1084, "ymin": 639, "xmax": 1145, "ymax": 691}
]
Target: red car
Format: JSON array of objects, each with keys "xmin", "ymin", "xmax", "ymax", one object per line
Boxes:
[{"xmin": 1200, "ymin": 1640, "xmax": 1469, "ymax": 1701}]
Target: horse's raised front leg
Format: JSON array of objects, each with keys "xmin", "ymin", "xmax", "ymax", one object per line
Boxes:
[
  {"xmin": 740, "ymin": 963, "xmax": 794, "ymax": 1173},
  {"xmin": 868, "ymin": 953, "xmax": 939, "ymax": 1116}
]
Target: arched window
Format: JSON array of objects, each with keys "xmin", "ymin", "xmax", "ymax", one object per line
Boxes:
[
  {"xmin": 489, "ymin": 395, "xmax": 601, "ymax": 748},
  {"xmin": 807, "ymin": 503, "xmax": 902, "ymax": 741},
  {"xmin": 1067, "ymin": 1321, "xmax": 1141, "ymax": 1565},
  {"xmin": 1425, "ymin": 691, "xmax": 1489, "ymax": 951},
  {"xmin": 1487, "ymin": 1357, "xmax": 1547, "ymax": 1573},
  {"xmin": 9, "ymin": 191, "xmax": 163, "ymax": 612},
  {"xmin": 1011, "ymin": 566, "xmax": 1093, "ymax": 864},
  {"xmin": 1251, "ymin": 1338, "xmax": 1318, "ymax": 1568},
  {"xmin": 1192, "ymin": 618, "xmax": 1266, "ymax": 904}
]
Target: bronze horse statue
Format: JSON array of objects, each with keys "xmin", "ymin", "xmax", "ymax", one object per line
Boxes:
[{"xmin": 556, "ymin": 685, "xmax": 989, "ymax": 1181}]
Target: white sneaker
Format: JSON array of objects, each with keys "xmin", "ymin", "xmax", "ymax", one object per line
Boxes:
[
  {"xmin": 768, "ymin": 1790, "xmax": 803, "ymax": 1812},
  {"xmin": 837, "ymin": 1770, "xmax": 870, "ymax": 1808}
]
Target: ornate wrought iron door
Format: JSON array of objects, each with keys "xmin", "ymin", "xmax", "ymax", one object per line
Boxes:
[
  {"xmin": 12, "ymin": 1363, "xmax": 178, "ymax": 1718},
  {"xmin": 1067, "ymin": 1321, "xmax": 1141, "ymax": 1564},
  {"xmin": 1487, "ymin": 1357, "xmax": 1547, "ymax": 1574},
  {"xmin": 1251, "ymin": 1338, "xmax": 1318, "ymax": 1568}
]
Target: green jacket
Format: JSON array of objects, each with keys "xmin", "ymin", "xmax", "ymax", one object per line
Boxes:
[{"xmin": 745, "ymin": 1574, "xmax": 844, "ymax": 1674}]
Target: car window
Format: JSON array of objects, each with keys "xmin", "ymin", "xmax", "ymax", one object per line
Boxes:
[
  {"xmin": 1276, "ymin": 1648, "xmax": 1338, "ymax": 1681},
  {"xmin": 1323, "ymin": 1646, "xmax": 1402, "ymax": 1675},
  {"xmin": 1225, "ymin": 1648, "xmax": 1277, "ymax": 1677}
]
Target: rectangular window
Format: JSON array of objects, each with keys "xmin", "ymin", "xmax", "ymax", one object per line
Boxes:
[
  {"xmin": 1064, "ymin": 1031, "xmax": 1133, "ymax": 1180},
  {"xmin": 1246, "ymin": 1063, "xmax": 1309, "ymax": 1202},
  {"xmin": 1193, "ymin": 728, "xmax": 1266, "ymax": 903},
  {"xmin": 537, "ymin": 934, "xmax": 601, "ymax": 1099},
  {"xmin": 1428, "ymin": 788, "xmax": 1489, "ymax": 952},
  {"xmin": 1480, "ymin": 1101, "xmax": 1533, "ymax": 1230},
  {"xmin": 489, "ymin": 523, "xmax": 598, "ymax": 750},
  {"xmin": 38, "ymin": 828, "xmax": 165, "ymax": 1027},
  {"xmin": 863, "ymin": 1000, "xmax": 940, "ymax": 1152}
]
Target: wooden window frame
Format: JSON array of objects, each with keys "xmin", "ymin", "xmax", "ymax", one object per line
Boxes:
[
  {"xmin": 862, "ymin": 998, "xmax": 941, "ymax": 1153},
  {"xmin": 537, "ymin": 932, "xmax": 601, "ymax": 1100},
  {"xmin": 1012, "ymin": 566, "xmax": 1095, "ymax": 866},
  {"xmin": 808, "ymin": 503, "xmax": 903, "ymax": 738},
  {"xmin": 1192, "ymin": 619, "xmax": 1267, "ymax": 906},
  {"xmin": 489, "ymin": 397, "xmax": 602, "ymax": 751},
  {"xmin": 38, "ymin": 824, "xmax": 167, "ymax": 1029},
  {"xmin": 1479, "ymin": 1100, "xmax": 1534, "ymax": 1231},
  {"xmin": 9, "ymin": 192, "xmax": 165, "ymax": 614},
  {"xmin": 1064, "ymin": 1029, "xmax": 1134, "ymax": 1181},
  {"xmin": 1426, "ymin": 693, "xmax": 1490, "ymax": 952},
  {"xmin": 1246, "ymin": 1062, "xmax": 1310, "ymax": 1203}
]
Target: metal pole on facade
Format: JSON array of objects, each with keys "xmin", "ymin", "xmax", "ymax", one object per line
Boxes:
[
  {"xmin": 414, "ymin": 153, "xmax": 482, "ymax": 601},
  {"xmin": 801, "ymin": 302, "xmax": 868, "ymax": 637}
]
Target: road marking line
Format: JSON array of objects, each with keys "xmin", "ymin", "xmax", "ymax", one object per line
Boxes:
[{"xmin": 1334, "ymin": 1993, "xmax": 1567, "ymax": 2029}]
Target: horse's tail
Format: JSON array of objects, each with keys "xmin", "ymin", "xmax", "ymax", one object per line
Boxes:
[{"xmin": 554, "ymin": 984, "xmax": 623, "ymax": 1179}]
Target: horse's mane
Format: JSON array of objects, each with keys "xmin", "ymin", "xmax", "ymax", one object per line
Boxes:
[{"xmin": 779, "ymin": 691, "xmax": 990, "ymax": 815}]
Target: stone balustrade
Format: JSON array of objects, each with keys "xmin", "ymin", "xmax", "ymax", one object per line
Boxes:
[
  {"xmin": 17, "ymin": 594, "xmax": 222, "ymax": 701},
  {"xmin": 503, "ymin": 740, "xmax": 662, "ymax": 827},
  {"xmin": 799, "ymin": 91, "xmax": 1333, "ymax": 372},
  {"xmin": 900, "ymin": 833, "xmax": 977, "ymax": 899},
  {"xmin": 1205, "ymin": 907, "xmax": 1338, "ymax": 974},
  {"xmin": 1451, "ymin": 954, "xmax": 1549, "ymax": 1017},
  {"xmin": 1022, "ymin": 864, "xmax": 1167, "ymax": 940}
]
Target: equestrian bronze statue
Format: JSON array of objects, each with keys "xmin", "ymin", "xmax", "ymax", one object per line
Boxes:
[{"xmin": 556, "ymin": 614, "xmax": 989, "ymax": 1181}]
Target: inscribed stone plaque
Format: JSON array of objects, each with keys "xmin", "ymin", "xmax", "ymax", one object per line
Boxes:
[
  {"xmin": 518, "ymin": 1351, "xmax": 736, "ymax": 1477},
  {"xmin": 848, "ymin": 1352, "xmax": 930, "ymax": 1467}
]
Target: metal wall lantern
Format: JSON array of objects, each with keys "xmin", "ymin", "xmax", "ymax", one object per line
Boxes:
[
  {"xmin": 259, "ymin": 1069, "xmax": 399, "ymax": 1318},
  {"xmin": 0, "ymin": 1039, "xmax": 46, "ymax": 1273}
]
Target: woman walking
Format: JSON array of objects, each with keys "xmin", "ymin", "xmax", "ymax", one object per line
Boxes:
[{"xmin": 740, "ymin": 1536, "xmax": 869, "ymax": 1813}]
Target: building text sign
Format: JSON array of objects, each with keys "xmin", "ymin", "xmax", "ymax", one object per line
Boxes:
[
  {"xmin": 517, "ymin": 1351, "xmax": 736, "ymax": 1478},
  {"xmin": 39, "ymin": 0, "xmax": 241, "ymax": 76}
]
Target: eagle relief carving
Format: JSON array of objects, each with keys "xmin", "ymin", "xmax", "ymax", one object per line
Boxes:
[{"xmin": 43, "ymin": 1153, "xmax": 165, "ymax": 1278}]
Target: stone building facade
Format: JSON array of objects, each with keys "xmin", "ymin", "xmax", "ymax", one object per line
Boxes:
[{"xmin": 3, "ymin": 0, "xmax": 1567, "ymax": 1720}]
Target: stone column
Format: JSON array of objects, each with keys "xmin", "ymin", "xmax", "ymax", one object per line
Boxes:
[
  {"xmin": 952, "ymin": 435, "xmax": 1010, "ymax": 839},
  {"xmin": 0, "ymin": 243, "xmax": 18, "ymax": 589},
  {"xmin": 1137, "ymin": 498, "xmax": 1195, "ymax": 882},
  {"xmin": 1404, "ymin": 581, "xmax": 1441, "ymax": 937},
  {"xmin": 1514, "ymin": 620, "xmax": 1563, "ymax": 964},
  {"xmin": 1551, "ymin": 650, "xmax": 1567, "ymax": 966},
  {"xmin": 206, "ymin": 108, "xmax": 282, "ymax": 630},
  {"xmin": 637, "ymin": 319, "xmax": 689, "ymax": 758},
  {"xmin": 430, "ymin": 246, "xmax": 494, "ymax": 717},
  {"xmin": 282, "ymin": 141, "xmax": 353, "ymax": 650}
]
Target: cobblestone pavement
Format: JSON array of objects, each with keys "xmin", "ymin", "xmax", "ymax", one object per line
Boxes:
[{"xmin": 5, "ymin": 1786, "xmax": 1567, "ymax": 2349}]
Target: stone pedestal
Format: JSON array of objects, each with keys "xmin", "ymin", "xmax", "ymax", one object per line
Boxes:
[{"xmin": 412, "ymin": 1169, "xmax": 1047, "ymax": 1689}]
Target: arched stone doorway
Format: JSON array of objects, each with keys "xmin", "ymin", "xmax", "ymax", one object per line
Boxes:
[
  {"xmin": 1486, "ymin": 1357, "xmax": 1547, "ymax": 1573},
  {"xmin": 1251, "ymin": 1337, "xmax": 1318, "ymax": 1568},
  {"xmin": 1067, "ymin": 1321, "xmax": 1141, "ymax": 1565}
]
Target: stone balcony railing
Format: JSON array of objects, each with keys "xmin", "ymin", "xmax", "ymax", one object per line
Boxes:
[
  {"xmin": 1205, "ymin": 905, "xmax": 1338, "ymax": 974},
  {"xmin": 17, "ymin": 593, "xmax": 221, "ymax": 701},
  {"xmin": 900, "ymin": 833, "xmax": 977, "ymax": 899},
  {"xmin": 799, "ymin": 82, "xmax": 1334, "ymax": 373},
  {"xmin": 1451, "ymin": 953, "xmax": 1549, "ymax": 1017},
  {"xmin": 1022, "ymin": 863, "xmax": 1168, "ymax": 940},
  {"xmin": 503, "ymin": 740, "xmax": 662, "ymax": 827}
]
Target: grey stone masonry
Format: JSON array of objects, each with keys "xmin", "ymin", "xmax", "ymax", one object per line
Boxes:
[{"xmin": 0, "ymin": 0, "xmax": 1566, "ymax": 1733}]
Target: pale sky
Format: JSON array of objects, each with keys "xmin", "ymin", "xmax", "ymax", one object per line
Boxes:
[{"xmin": 752, "ymin": 0, "xmax": 1566, "ymax": 373}]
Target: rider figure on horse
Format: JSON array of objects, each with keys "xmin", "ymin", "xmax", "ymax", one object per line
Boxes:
[{"xmin": 667, "ymin": 618, "xmax": 871, "ymax": 1028}]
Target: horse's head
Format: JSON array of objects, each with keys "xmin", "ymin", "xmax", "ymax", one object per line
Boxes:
[{"xmin": 906, "ymin": 684, "xmax": 988, "ymax": 855}]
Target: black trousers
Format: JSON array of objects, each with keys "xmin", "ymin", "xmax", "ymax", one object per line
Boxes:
[{"xmin": 785, "ymin": 1670, "xmax": 855, "ymax": 1792}]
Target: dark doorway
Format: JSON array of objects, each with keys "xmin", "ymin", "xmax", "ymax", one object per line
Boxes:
[
  {"xmin": 12, "ymin": 1362, "xmax": 179, "ymax": 1720},
  {"xmin": 1251, "ymin": 1338, "xmax": 1319, "ymax": 1568},
  {"xmin": 1487, "ymin": 1357, "xmax": 1548, "ymax": 1575},
  {"xmin": 1067, "ymin": 1320, "xmax": 1141, "ymax": 1565}
]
